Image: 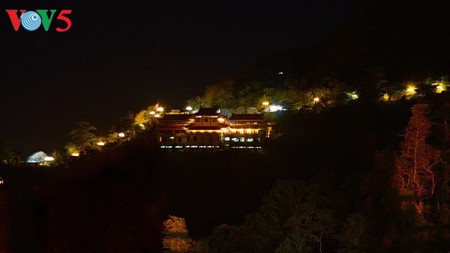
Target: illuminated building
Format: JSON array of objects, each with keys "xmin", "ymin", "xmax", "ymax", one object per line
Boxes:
[{"xmin": 157, "ymin": 108, "xmax": 272, "ymax": 150}]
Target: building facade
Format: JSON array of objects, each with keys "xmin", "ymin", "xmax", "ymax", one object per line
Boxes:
[{"xmin": 157, "ymin": 108, "xmax": 272, "ymax": 150}]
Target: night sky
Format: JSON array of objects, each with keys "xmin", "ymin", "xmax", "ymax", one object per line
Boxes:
[{"xmin": 0, "ymin": 0, "xmax": 358, "ymax": 156}]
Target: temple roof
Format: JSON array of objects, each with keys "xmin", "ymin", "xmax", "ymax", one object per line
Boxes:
[{"xmin": 195, "ymin": 108, "xmax": 220, "ymax": 116}]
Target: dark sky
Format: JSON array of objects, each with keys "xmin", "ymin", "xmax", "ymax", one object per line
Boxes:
[{"xmin": 0, "ymin": 0, "xmax": 358, "ymax": 156}]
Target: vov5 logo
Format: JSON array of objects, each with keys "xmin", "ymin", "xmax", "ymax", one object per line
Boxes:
[{"xmin": 5, "ymin": 9, "xmax": 72, "ymax": 32}]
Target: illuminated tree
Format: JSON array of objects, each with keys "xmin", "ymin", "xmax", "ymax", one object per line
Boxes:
[
  {"xmin": 134, "ymin": 110, "xmax": 151, "ymax": 128},
  {"xmin": 162, "ymin": 216, "xmax": 193, "ymax": 252},
  {"xmin": 202, "ymin": 79, "xmax": 235, "ymax": 108},
  {"xmin": 185, "ymin": 96, "xmax": 205, "ymax": 112},
  {"xmin": 237, "ymin": 81, "xmax": 264, "ymax": 107},
  {"xmin": 68, "ymin": 121, "xmax": 99, "ymax": 154},
  {"xmin": 133, "ymin": 104, "xmax": 163, "ymax": 130},
  {"xmin": 393, "ymin": 104, "xmax": 441, "ymax": 213}
]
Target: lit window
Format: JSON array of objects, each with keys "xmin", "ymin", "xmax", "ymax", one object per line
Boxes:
[
  {"xmin": 232, "ymin": 137, "xmax": 239, "ymax": 142},
  {"xmin": 247, "ymin": 138, "xmax": 254, "ymax": 142},
  {"xmin": 240, "ymin": 137, "xmax": 245, "ymax": 142},
  {"xmin": 224, "ymin": 137, "xmax": 230, "ymax": 141}
]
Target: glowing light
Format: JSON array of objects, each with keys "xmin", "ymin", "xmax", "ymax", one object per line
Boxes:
[
  {"xmin": 44, "ymin": 156, "xmax": 55, "ymax": 162},
  {"xmin": 71, "ymin": 153, "xmax": 80, "ymax": 157},
  {"xmin": 27, "ymin": 151, "xmax": 55, "ymax": 164},
  {"xmin": 405, "ymin": 85, "xmax": 416, "ymax": 96},
  {"xmin": 139, "ymin": 123, "xmax": 145, "ymax": 129},
  {"xmin": 218, "ymin": 117, "xmax": 225, "ymax": 123},
  {"xmin": 382, "ymin": 93, "xmax": 389, "ymax": 101},
  {"xmin": 349, "ymin": 92, "xmax": 359, "ymax": 100},
  {"xmin": 155, "ymin": 114, "xmax": 161, "ymax": 118},
  {"xmin": 269, "ymin": 105, "xmax": 283, "ymax": 112},
  {"xmin": 435, "ymin": 85, "xmax": 444, "ymax": 93},
  {"xmin": 313, "ymin": 97, "xmax": 320, "ymax": 102},
  {"xmin": 262, "ymin": 101, "xmax": 270, "ymax": 106},
  {"xmin": 186, "ymin": 106, "xmax": 193, "ymax": 111},
  {"xmin": 278, "ymin": 71, "xmax": 284, "ymax": 75},
  {"xmin": 157, "ymin": 107, "xmax": 164, "ymax": 112},
  {"xmin": 96, "ymin": 141, "xmax": 106, "ymax": 146},
  {"xmin": 149, "ymin": 111, "xmax": 156, "ymax": 115},
  {"xmin": 118, "ymin": 132, "xmax": 125, "ymax": 138}
]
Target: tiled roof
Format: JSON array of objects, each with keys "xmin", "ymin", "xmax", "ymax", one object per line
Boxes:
[{"xmin": 195, "ymin": 108, "xmax": 220, "ymax": 116}]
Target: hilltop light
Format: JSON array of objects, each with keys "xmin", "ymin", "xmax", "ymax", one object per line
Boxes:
[
  {"xmin": 382, "ymin": 93, "xmax": 390, "ymax": 101},
  {"xmin": 96, "ymin": 141, "xmax": 106, "ymax": 146},
  {"xmin": 155, "ymin": 114, "xmax": 161, "ymax": 118},
  {"xmin": 262, "ymin": 101, "xmax": 270, "ymax": 106},
  {"xmin": 350, "ymin": 92, "xmax": 359, "ymax": 100},
  {"xmin": 313, "ymin": 97, "xmax": 320, "ymax": 103},
  {"xmin": 269, "ymin": 105, "xmax": 283, "ymax": 112},
  {"xmin": 149, "ymin": 111, "xmax": 156, "ymax": 115},
  {"xmin": 405, "ymin": 85, "xmax": 416, "ymax": 96},
  {"xmin": 186, "ymin": 106, "xmax": 193, "ymax": 111},
  {"xmin": 27, "ymin": 151, "xmax": 55, "ymax": 164},
  {"xmin": 71, "ymin": 152, "xmax": 80, "ymax": 157},
  {"xmin": 118, "ymin": 132, "xmax": 125, "ymax": 138},
  {"xmin": 44, "ymin": 156, "xmax": 55, "ymax": 162},
  {"xmin": 156, "ymin": 107, "xmax": 164, "ymax": 112},
  {"xmin": 435, "ymin": 85, "xmax": 444, "ymax": 93}
]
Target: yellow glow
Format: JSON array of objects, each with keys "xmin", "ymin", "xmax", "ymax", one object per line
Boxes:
[
  {"xmin": 139, "ymin": 123, "xmax": 145, "ymax": 129},
  {"xmin": 96, "ymin": 141, "xmax": 106, "ymax": 146},
  {"xmin": 186, "ymin": 106, "xmax": 193, "ymax": 111},
  {"xmin": 349, "ymin": 92, "xmax": 358, "ymax": 100},
  {"xmin": 44, "ymin": 156, "xmax": 55, "ymax": 162},
  {"xmin": 71, "ymin": 153, "xmax": 80, "ymax": 157},
  {"xmin": 405, "ymin": 85, "xmax": 416, "ymax": 95},
  {"xmin": 435, "ymin": 85, "xmax": 444, "ymax": 93},
  {"xmin": 149, "ymin": 111, "xmax": 156, "ymax": 115},
  {"xmin": 313, "ymin": 97, "xmax": 320, "ymax": 102},
  {"xmin": 262, "ymin": 101, "xmax": 270, "ymax": 106},
  {"xmin": 218, "ymin": 118, "xmax": 225, "ymax": 123},
  {"xmin": 157, "ymin": 107, "xmax": 164, "ymax": 112},
  {"xmin": 382, "ymin": 93, "xmax": 389, "ymax": 101},
  {"xmin": 118, "ymin": 132, "xmax": 125, "ymax": 138},
  {"xmin": 155, "ymin": 114, "xmax": 161, "ymax": 118}
]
